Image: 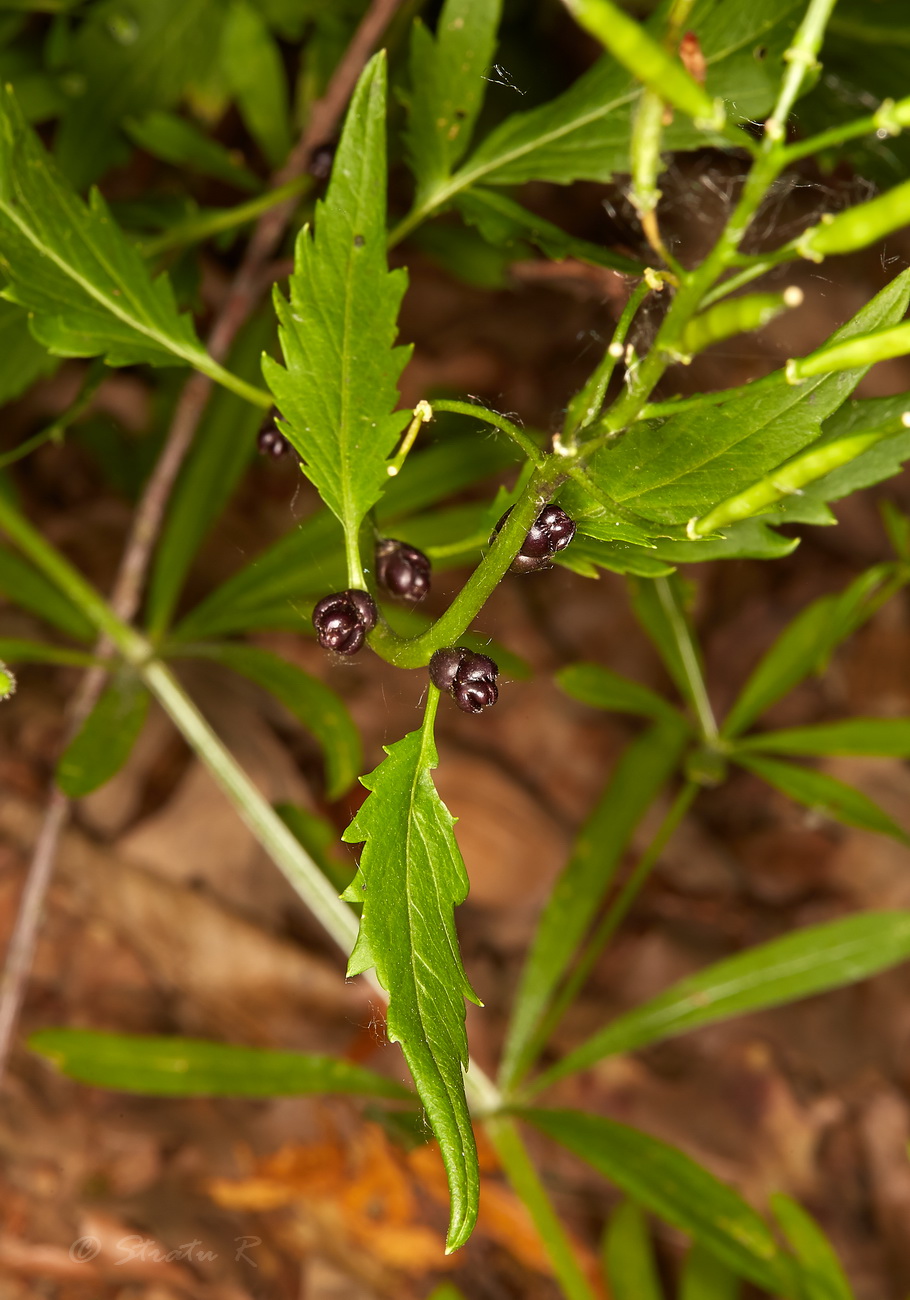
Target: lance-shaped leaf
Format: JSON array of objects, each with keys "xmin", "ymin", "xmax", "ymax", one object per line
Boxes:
[
  {"xmin": 602, "ymin": 1201, "xmax": 664, "ymax": 1300},
  {"xmin": 342, "ymin": 694, "xmax": 481, "ymax": 1251},
  {"xmin": 0, "ymin": 84, "xmax": 209, "ymax": 369},
  {"xmin": 770, "ymin": 1195, "xmax": 853, "ymax": 1300},
  {"xmin": 522, "ymin": 1109, "xmax": 793, "ymax": 1293},
  {"xmin": 531, "ymin": 912, "xmax": 910, "ymax": 1089},
  {"xmin": 734, "ymin": 753, "xmax": 909, "ymax": 844},
  {"xmin": 57, "ymin": 674, "xmax": 151, "ymax": 798},
  {"xmin": 30, "ymin": 1029, "xmax": 412, "ymax": 1100},
  {"xmin": 264, "ymin": 53, "xmax": 411, "ymax": 554},
  {"xmin": 405, "ymin": 0, "xmax": 503, "ymax": 201},
  {"xmin": 739, "ymin": 718, "xmax": 910, "ymax": 758}
]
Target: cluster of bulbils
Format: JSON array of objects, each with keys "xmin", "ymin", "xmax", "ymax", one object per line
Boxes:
[
  {"xmin": 308, "ymin": 505, "xmax": 575, "ymax": 714},
  {"xmin": 257, "ymin": 418, "xmax": 577, "ymax": 714}
]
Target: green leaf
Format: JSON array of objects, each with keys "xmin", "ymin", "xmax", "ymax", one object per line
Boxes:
[
  {"xmin": 770, "ymin": 1195, "xmax": 854, "ymax": 1300},
  {"xmin": 602, "ymin": 1201, "xmax": 664, "ymax": 1300},
  {"xmin": 0, "ymin": 543, "xmax": 95, "ymax": 641},
  {"xmin": 405, "ymin": 0, "xmax": 503, "ymax": 202},
  {"xmin": 734, "ymin": 753, "xmax": 909, "ymax": 843},
  {"xmin": 456, "ymin": 188, "xmax": 642, "ymax": 274},
  {"xmin": 146, "ymin": 312, "xmax": 274, "ymax": 637},
  {"xmin": 171, "ymin": 432, "xmax": 519, "ymax": 643},
  {"xmin": 341, "ymin": 693, "xmax": 480, "ymax": 1251},
  {"xmin": 30, "ymin": 1029, "xmax": 413, "ymax": 1100},
  {"xmin": 264, "ymin": 53, "xmax": 410, "ymax": 555},
  {"xmin": 447, "ymin": 0, "xmax": 800, "ymax": 189},
  {"xmin": 557, "ymin": 536, "xmax": 675, "ymax": 579},
  {"xmin": 522, "ymin": 1109, "xmax": 792, "ymax": 1293},
  {"xmin": 124, "ymin": 109, "xmax": 261, "ymax": 192},
  {"xmin": 722, "ymin": 565, "xmax": 892, "ymax": 738},
  {"xmin": 500, "ymin": 719, "xmax": 689, "ymax": 1089},
  {"xmin": 276, "ymin": 803, "xmax": 356, "ymax": 895},
  {"xmin": 535, "ymin": 912, "xmax": 910, "ymax": 1086},
  {"xmin": 0, "ymin": 636, "xmax": 96, "ymax": 667},
  {"xmin": 556, "ymin": 662, "xmax": 685, "ymax": 725},
  {"xmin": 56, "ymin": 674, "xmax": 150, "ymax": 798},
  {"xmin": 680, "ymin": 1246, "xmax": 740, "ymax": 1300},
  {"xmin": 53, "ymin": 0, "xmax": 221, "ymax": 188},
  {"xmin": 588, "ymin": 269, "xmax": 910, "ymax": 526},
  {"xmin": 0, "ymin": 297, "xmax": 57, "ymax": 403},
  {"xmin": 740, "ymin": 718, "xmax": 910, "ymax": 758},
  {"xmin": 221, "ymin": 0, "xmax": 291, "ymax": 169},
  {"xmin": 0, "ymin": 83, "xmax": 208, "ymax": 369},
  {"xmin": 628, "ymin": 575, "xmax": 702, "ymax": 713},
  {"xmin": 650, "ymin": 518, "xmax": 800, "ymax": 563},
  {"xmin": 184, "ymin": 644, "xmax": 361, "ymax": 800}
]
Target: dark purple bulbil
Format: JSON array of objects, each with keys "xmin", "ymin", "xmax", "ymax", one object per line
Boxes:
[
  {"xmin": 492, "ymin": 503, "xmax": 577, "ymax": 573},
  {"xmin": 312, "ymin": 589, "xmax": 377, "ymax": 655},
  {"xmin": 430, "ymin": 647, "xmax": 499, "ymax": 714},
  {"xmin": 257, "ymin": 421, "xmax": 291, "ymax": 458},
  {"xmin": 375, "ymin": 539, "xmax": 431, "ymax": 602}
]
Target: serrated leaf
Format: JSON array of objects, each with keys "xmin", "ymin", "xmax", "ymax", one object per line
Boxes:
[
  {"xmin": 556, "ymin": 662, "xmax": 686, "ymax": 724},
  {"xmin": 0, "ymin": 297, "xmax": 57, "ymax": 403},
  {"xmin": 30, "ymin": 1029, "xmax": 412, "ymax": 1100},
  {"xmin": 602, "ymin": 1201, "xmax": 664, "ymax": 1300},
  {"xmin": 558, "ymin": 535, "xmax": 675, "ymax": 579},
  {"xmin": 534, "ymin": 912, "xmax": 910, "ymax": 1089},
  {"xmin": 341, "ymin": 695, "xmax": 480, "ymax": 1250},
  {"xmin": 0, "ymin": 83, "xmax": 208, "ymax": 369},
  {"xmin": 221, "ymin": 0, "xmax": 291, "ymax": 169},
  {"xmin": 184, "ymin": 643, "xmax": 361, "ymax": 800},
  {"xmin": 740, "ymin": 718, "xmax": 910, "ymax": 758},
  {"xmin": 588, "ymin": 269, "xmax": 910, "ymax": 526},
  {"xmin": 264, "ymin": 53, "xmax": 410, "ymax": 551},
  {"xmin": 722, "ymin": 565, "xmax": 892, "ymax": 737},
  {"xmin": 734, "ymin": 753, "xmax": 909, "ymax": 843},
  {"xmin": 57, "ymin": 674, "xmax": 150, "ymax": 797},
  {"xmin": 54, "ymin": 0, "xmax": 221, "ymax": 188},
  {"xmin": 770, "ymin": 1195, "xmax": 854, "ymax": 1300},
  {"xmin": 146, "ymin": 313, "xmax": 273, "ymax": 637},
  {"xmin": 405, "ymin": 0, "xmax": 502, "ymax": 201},
  {"xmin": 500, "ymin": 719, "xmax": 689, "ymax": 1089},
  {"xmin": 522, "ymin": 1109, "xmax": 792, "ymax": 1293},
  {"xmin": 448, "ymin": 0, "xmax": 800, "ymax": 190},
  {"xmin": 649, "ymin": 518, "xmax": 800, "ymax": 563},
  {"xmin": 0, "ymin": 543, "xmax": 95, "ymax": 641}
]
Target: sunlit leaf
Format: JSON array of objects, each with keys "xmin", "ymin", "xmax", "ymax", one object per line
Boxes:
[
  {"xmin": 30, "ymin": 1029, "xmax": 413, "ymax": 1099},
  {"xmin": 342, "ymin": 693, "xmax": 481, "ymax": 1250}
]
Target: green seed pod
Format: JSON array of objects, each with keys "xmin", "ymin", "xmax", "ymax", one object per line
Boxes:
[
  {"xmin": 786, "ymin": 322, "xmax": 910, "ymax": 384},
  {"xmin": 799, "ymin": 178, "xmax": 910, "ymax": 262},
  {"xmin": 563, "ymin": 0, "xmax": 722, "ymax": 127},
  {"xmin": 0, "ymin": 660, "xmax": 16, "ymax": 700},
  {"xmin": 630, "ymin": 88, "xmax": 665, "ymax": 220},
  {"xmin": 679, "ymin": 287, "xmax": 803, "ymax": 359},
  {"xmin": 690, "ymin": 411, "xmax": 910, "ymax": 538}
]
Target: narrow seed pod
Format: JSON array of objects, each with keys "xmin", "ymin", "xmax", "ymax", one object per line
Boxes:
[
  {"xmin": 429, "ymin": 647, "xmax": 500, "ymax": 713},
  {"xmin": 679, "ymin": 288, "xmax": 803, "ymax": 358},
  {"xmin": 799, "ymin": 178, "xmax": 910, "ymax": 261},
  {"xmin": 312, "ymin": 589, "xmax": 377, "ymax": 655},
  {"xmin": 786, "ymin": 322, "xmax": 910, "ymax": 384},
  {"xmin": 375, "ymin": 539, "xmax": 431, "ymax": 602}
]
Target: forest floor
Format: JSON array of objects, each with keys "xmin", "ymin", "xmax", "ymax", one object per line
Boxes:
[{"xmin": 3, "ymin": 163, "xmax": 910, "ymax": 1300}]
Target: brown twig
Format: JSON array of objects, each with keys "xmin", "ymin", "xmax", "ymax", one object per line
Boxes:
[{"xmin": 0, "ymin": 0, "xmax": 404, "ymax": 1084}]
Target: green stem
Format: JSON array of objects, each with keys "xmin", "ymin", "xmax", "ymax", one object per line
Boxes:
[
  {"xmin": 524, "ymin": 782, "xmax": 698, "ymax": 1100},
  {"xmin": 191, "ymin": 351, "xmax": 273, "ymax": 408},
  {"xmin": 484, "ymin": 1116, "xmax": 598, "ymax": 1300},
  {"xmin": 141, "ymin": 175, "xmax": 313, "ymax": 258},
  {"xmin": 430, "ymin": 399, "xmax": 545, "ymax": 466},
  {"xmin": 564, "ymin": 278, "xmax": 651, "ymax": 440},
  {"xmin": 654, "ymin": 575, "xmax": 718, "ymax": 743},
  {"xmin": 369, "ymin": 462, "xmax": 563, "ymax": 667},
  {"xmin": 0, "ymin": 358, "xmax": 106, "ymax": 471},
  {"xmin": 764, "ymin": 0, "xmax": 840, "ymax": 143}
]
